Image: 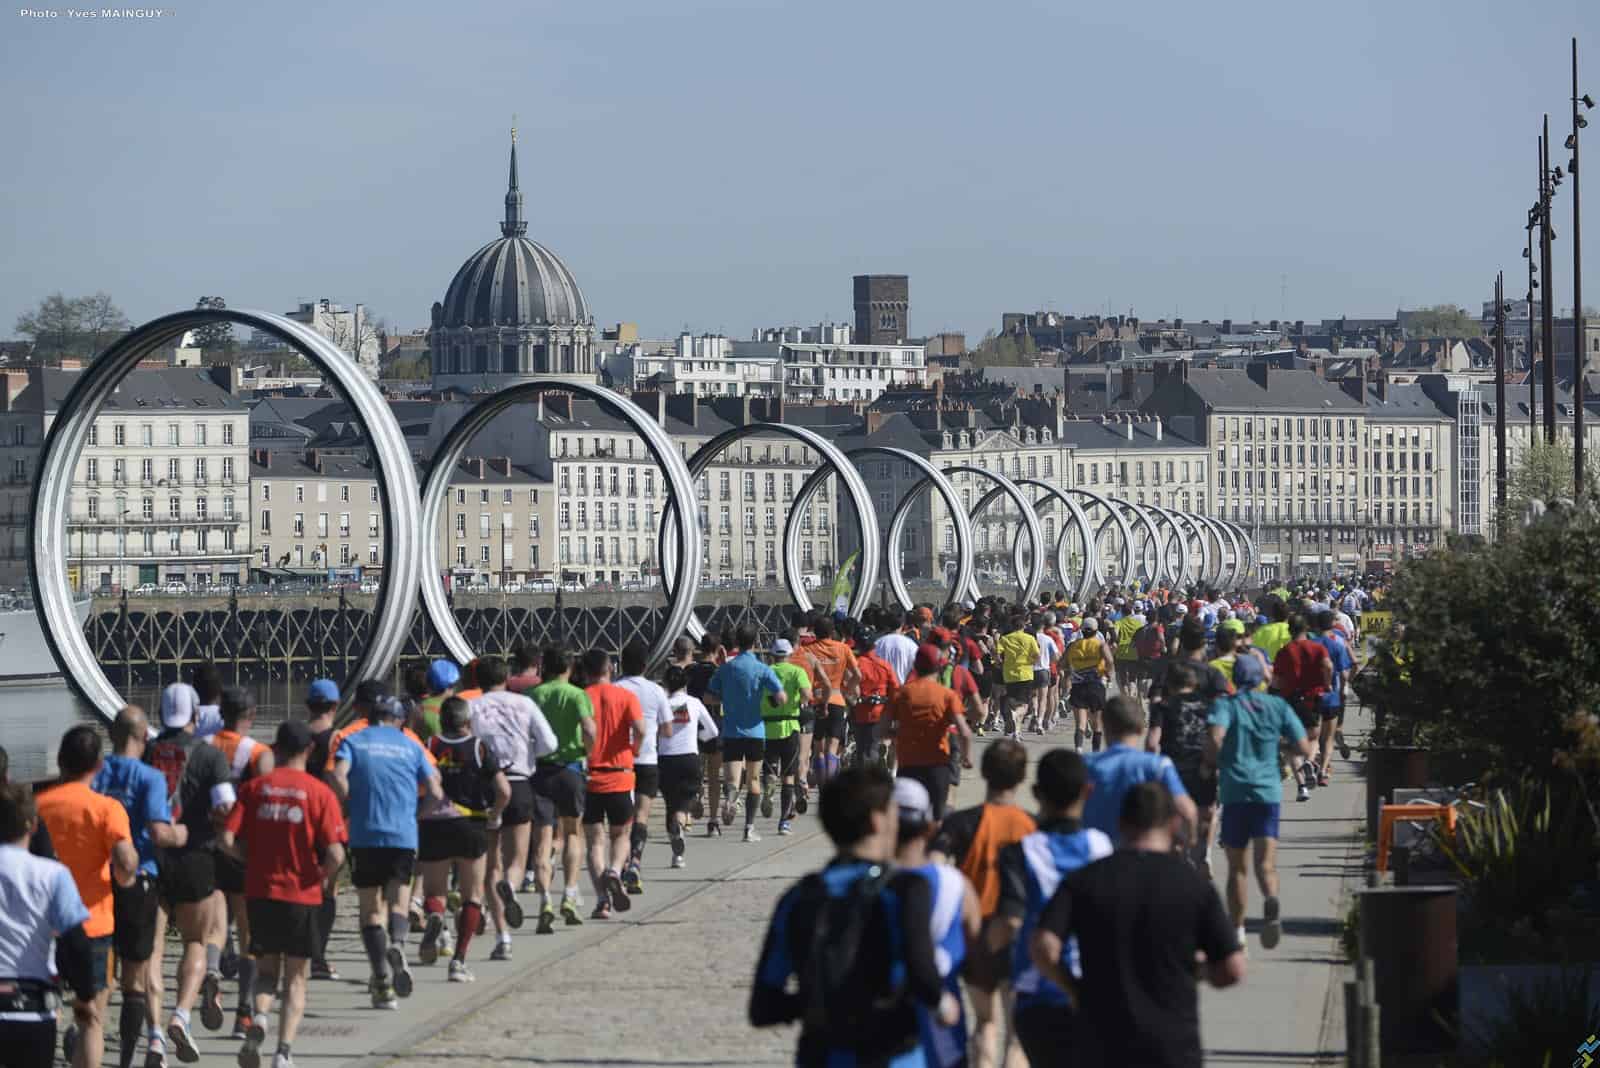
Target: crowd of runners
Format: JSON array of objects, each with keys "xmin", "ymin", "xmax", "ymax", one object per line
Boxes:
[{"xmin": 0, "ymin": 576, "xmax": 1379, "ymax": 1068}]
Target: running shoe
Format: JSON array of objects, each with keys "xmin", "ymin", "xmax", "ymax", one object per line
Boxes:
[
  {"xmin": 689, "ymin": 795, "xmax": 704, "ymax": 820},
  {"xmin": 200, "ymin": 972, "xmax": 225, "ymax": 1031},
  {"xmin": 671, "ymin": 854, "xmax": 686, "ymax": 869},
  {"xmin": 232, "ymin": 1012, "xmax": 253, "ymax": 1039},
  {"xmin": 603, "ymin": 869, "xmax": 632, "ymax": 913},
  {"xmin": 447, "ymin": 960, "xmax": 475, "ymax": 983},
  {"xmin": 386, "ymin": 946, "xmax": 413, "ymax": 997},
  {"xmin": 408, "ymin": 904, "xmax": 425, "ymax": 933},
  {"xmin": 743, "ymin": 826, "xmax": 762, "ymax": 843},
  {"xmin": 1317, "ymin": 771, "xmax": 1331, "ymax": 787},
  {"xmin": 720, "ymin": 796, "xmax": 737, "ymax": 826},
  {"xmin": 561, "ymin": 899, "xmax": 584, "ymax": 926},
  {"xmin": 670, "ymin": 834, "xmax": 686, "ymax": 861},
  {"xmin": 1261, "ymin": 895, "xmax": 1282, "ymax": 950},
  {"xmin": 437, "ymin": 928, "xmax": 453, "ymax": 959},
  {"xmin": 795, "ymin": 792, "xmax": 809, "ymax": 815},
  {"xmin": 1338, "ymin": 734, "xmax": 1352, "ymax": 761},
  {"xmin": 777, "ymin": 820, "xmax": 792, "ymax": 836},
  {"xmin": 272, "ymin": 1053, "xmax": 294, "ymax": 1068},
  {"xmin": 489, "ymin": 937, "xmax": 512, "ymax": 962},
  {"xmin": 536, "ymin": 907, "xmax": 556, "ymax": 935},
  {"xmin": 706, "ymin": 820, "xmax": 722, "ymax": 838},
  {"xmin": 219, "ymin": 943, "xmax": 239, "ymax": 980},
  {"xmin": 760, "ymin": 784, "xmax": 774, "ymax": 818},
  {"xmin": 519, "ymin": 872, "xmax": 538, "ymax": 894},
  {"xmin": 1296, "ymin": 783, "xmax": 1311, "ymax": 803},
  {"xmin": 62, "ymin": 1025, "xmax": 76, "ymax": 1064},
  {"xmin": 622, "ymin": 865, "xmax": 643, "ymax": 895},
  {"xmin": 495, "ymin": 879, "xmax": 524, "ymax": 929},
  {"xmin": 167, "ymin": 1019, "xmax": 200, "ymax": 1064},
  {"xmin": 237, "ymin": 1016, "xmax": 266, "ymax": 1068},
  {"xmin": 145, "ymin": 1039, "xmax": 168, "ymax": 1068},
  {"xmin": 370, "ymin": 982, "xmax": 398, "ymax": 1010},
  {"xmin": 310, "ymin": 960, "xmax": 339, "ymax": 981},
  {"xmin": 590, "ymin": 901, "xmax": 612, "ymax": 920},
  {"xmin": 447, "ymin": 889, "xmax": 462, "ymax": 913},
  {"xmin": 418, "ymin": 913, "xmax": 444, "ymax": 965}
]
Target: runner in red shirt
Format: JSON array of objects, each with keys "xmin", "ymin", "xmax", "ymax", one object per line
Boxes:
[
  {"xmin": 221, "ymin": 720, "xmax": 347, "ymax": 1068},
  {"xmin": 1270, "ymin": 613, "xmax": 1333, "ymax": 803},
  {"xmin": 849, "ymin": 638, "xmax": 900, "ymax": 769},
  {"xmin": 580, "ymin": 649, "xmax": 647, "ymax": 920}
]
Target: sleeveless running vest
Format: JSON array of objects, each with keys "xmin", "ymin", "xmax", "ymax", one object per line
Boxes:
[
  {"xmin": 960, "ymin": 803, "xmax": 1037, "ymax": 916},
  {"xmin": 427, "ymin": 732, "xmax": 496, "ymax": 818}
]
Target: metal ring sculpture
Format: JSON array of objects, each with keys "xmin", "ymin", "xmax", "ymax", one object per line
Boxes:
[
  {"xmin": 944, "ymin": 466, "xmax": 1046, "ymax": 606},
  {"xmin": 1175, "ymin": 509, "xmax": 1214, "ymax": 587},
  {"xmin": 1145, "ymin": 505, "xmax": 1193, "ymax": 589},
  {"xmin": 1061, "ymin": 487, "xmax": 1136, "ymax": 591},
  {"xmin": 29, "ymin": 309, "xmax": 424, "ymax": 720},
  {"xmin": 659, "ymin": 424, "xmax": 880, "ymax": 635},
  {"xmin": 786, "ymin": 448, "xmax": 974, "ymax": 614},
  {"xmin": 1092, "ymin": 500, "xmax": 1165, "ymax": 589},
  {"xmin": 1204, "ymin": 515, "xmax": 1243, "ymax": 591},
  {"xmin": 420, "ymin": 382, "xmax": 700, "ymax": 671},
  {"xmin": 1010, "ymin": 479, "xmax": 1097, "ymax": 604}
]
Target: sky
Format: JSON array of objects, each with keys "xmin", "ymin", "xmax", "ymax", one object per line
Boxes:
[{"xmin": 4, "ymin": 0, "xmax": 1599, "ymax": 342}]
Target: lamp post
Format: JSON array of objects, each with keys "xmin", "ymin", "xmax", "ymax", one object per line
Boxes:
[
  {"xmin": 1528, "ymin": 208, "xmax": 1539, "ymax": 439},
  {"xmin": 1494, "ymin": 272, "xmax": 1508, "ymax": 517},
  {"xmin": 1570, "ymin": 37, "xmax": 1593, "ymax": 495},
  {"xmin": 1542, "ymin": 115, "xmax": 1560, "ymax": 446}
]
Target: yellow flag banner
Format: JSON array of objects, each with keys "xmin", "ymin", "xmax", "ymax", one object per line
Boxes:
[{"xmin": 1362, "ymin": 610, "xmax": 1394, "ymax": 638}]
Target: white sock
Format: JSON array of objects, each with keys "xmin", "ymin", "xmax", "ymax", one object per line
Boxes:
[{"xmin": 1236, "ymin": 925, "xmax": 1247, "ymax": 946}]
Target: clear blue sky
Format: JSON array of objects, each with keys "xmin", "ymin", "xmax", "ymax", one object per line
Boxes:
[{"xmin": 4, "ymin": 0, "xmax": 1597, "ymax": 341}]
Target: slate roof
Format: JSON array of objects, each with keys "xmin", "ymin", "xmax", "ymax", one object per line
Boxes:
[
  {"xmin": 979, "ymin": 367, "xmax": 1065, "ymax": 394},
  {"xmin": 1361, "ymin": 383, "xmax": 1454, "ymax": 421},
  {"xmin": 1175, "ymin": 368, "xmax": 1365, "ymax": 413},
  {"xmin": 1055, "ymin": 418, "xmax": 1203, "ymax": 451},
  {"xmin": 12, "ymin": 368, "xmax": 243, "ymax": 412}
]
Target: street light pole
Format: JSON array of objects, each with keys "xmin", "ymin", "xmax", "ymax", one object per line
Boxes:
[
  {"xmin": 1529, "ymin": 208, "xmax": 1539, "ymax": 440},
  {"xmin": 1573, "ymin": 37, "xmax": 1589, "ymax": 495},
  {"xmin": 1495, "ymin": 271, "xmax": 1508, "ymax": 517},
  {"xmin": 1543, "ymin": 114, "xmax": 1559, "ymax": 446}
]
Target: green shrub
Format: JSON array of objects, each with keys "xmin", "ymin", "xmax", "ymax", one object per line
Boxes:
[{"xmin": 1464, "ymin": 965, "xmax": 1600, "ymax": 1067}]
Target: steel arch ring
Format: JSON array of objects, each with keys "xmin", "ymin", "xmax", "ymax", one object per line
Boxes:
[
  {"xmin": 29, "ymin": 308, "xmax": 424, "ymax": 720},
  {"xmin": 787, "ymin": 448, "xmax": 974, "ymax": 613},
  {"xmin": 1062, "ymin": 487, "xmax": 1136, "ymax": 591},
  {"xmin": 1227, "ymin": 519, "xmax": 1258, "ymax": 583},
  {"xmin": 1195, "ymin": 514, "xmax": 1234, "ymax": 591},
  {"xmin": 1009, "ymin": 479, "xmax": 1097, "ymax": 604},
  {"xmin": 659, "ymin": 423, "xmax": 879, "ymax": 632},
  {"xmin": 946, "ymin": 465, "xmax": 1046, "ymax": 605},
  {"xmin": 1147, "ymin": 505, "xmax": 1193, "ymax": 589},
  {"xmin": 1090, "ymin": 500, "xmax": 1165, "ymax": 589},
  {"xmin": 420, "ymin": 382, "xmax": 700, "ymax": 672},
  {"xmin": 1205, "ymin": 515, "xmax": 1244, "ymax": 591},
  {"xmin": 1176, "ymin": 510, "xmax": 1214, "ymax": 587}
]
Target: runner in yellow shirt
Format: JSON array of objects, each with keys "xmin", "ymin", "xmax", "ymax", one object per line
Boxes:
[{"xmin": 993, "ymin": 612, "xmax": 1039, "ymax": 742}]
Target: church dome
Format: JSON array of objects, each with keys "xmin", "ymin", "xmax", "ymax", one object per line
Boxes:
[{"xmin": 435, "ymin": 135, "xmax": 589, "ymax": 329}]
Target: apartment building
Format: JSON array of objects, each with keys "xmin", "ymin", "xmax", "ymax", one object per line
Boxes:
[{"xmin": 0, "ymin": 367, "xmax": 251, "ymax": 591}]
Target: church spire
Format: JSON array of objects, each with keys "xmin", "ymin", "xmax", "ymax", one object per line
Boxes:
[{"xmin": 502, "ymin": 121, "xmax": 526, "ymax": 238}]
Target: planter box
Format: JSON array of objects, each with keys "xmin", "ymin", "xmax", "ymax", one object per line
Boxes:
[{"xmin": 1457, "ymin": 963, "xmax": 1600, "ymax": 1059}]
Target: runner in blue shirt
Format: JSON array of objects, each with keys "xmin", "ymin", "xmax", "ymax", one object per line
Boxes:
[
  {"xmin": 706, "ymin": 623, "xmax": 785, "ymax": 838},
  {"xmin": 332, "ymin": 681, "xmax": 443, "ymax": 1010},
  {"xmin": 94, "ymin": 704, "xmax": 187, "ymax": 1068},
  {"xmin": 1310, "ymin": 609, "xmax": 1355, "ymax": 787},
  {"xmin": 1083, "ymin": 696, "xmax": 1197, "ymax": 845}
]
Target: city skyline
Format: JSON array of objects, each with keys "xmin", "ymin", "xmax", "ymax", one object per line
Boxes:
[{"xmin": 5, "ymin": 1, "xmax": 1599, "ymax": 343}]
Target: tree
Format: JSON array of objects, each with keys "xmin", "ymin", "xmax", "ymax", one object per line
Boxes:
[
  {"xmin": 969, "ymin": 329, "xmax": 1028, "ymax": 368},
  {"xmin": 322, "ymin": 307, "xmax": 384, "ymax": 378},
  {"xmin": 1506, "ymin": 438, "xmax": 1600, "ymax": 517},
  {"xmin": 1404, "ymin": 304, "xmax": 1483, "ymax": 338},
  {"xmin": 14, "ymin": 292, "xmax": 130, "ymax": 363},
  {"xmin": 189, "ymin": 296, "xmax": 236, "ymax": 353}
]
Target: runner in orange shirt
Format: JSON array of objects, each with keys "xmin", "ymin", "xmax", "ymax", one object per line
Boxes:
[
  {"xmin": 580, "ymin": 650, "xmax": 647, "ymax": 920},
  {"xmin": 803, "ymin": 616, "xmax": 861, "ymax": 788},
  {"xmin": 37, "ymin": 725, "xmax": 138, "ymax": 1068}
]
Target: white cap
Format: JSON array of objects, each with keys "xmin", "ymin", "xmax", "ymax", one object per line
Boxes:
[
  {"xmin": 1081, "ymin": 617, "xmax": 1099, "ymax": 633},
  {"xmin": 893, "ymin": 777, "xmax": 933, "ymax": 826},
  {"xmin": 1174, "ymin": 603, "xmax": 1189, "ymax": 614},
  {"xmin": 160, "ymin": 682, "xmax": 199, "ymax": 730},
  {"xmin": 772, "ymin": 638, "xmax": 794, "ymax": 656}
]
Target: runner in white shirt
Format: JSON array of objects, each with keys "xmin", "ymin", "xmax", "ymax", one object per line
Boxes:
[
  {"xmin": 1032, "ymin": 617, "xmax": 1060, "ymax": 733},
  {"xmin": 658, "ymin": 666, "xmax": 719, "ymax": 869},
  {"xmin": 874, "ymin": 612, "xmax": 921, "ymax": 684},
  {"xmin": 615, "ymin": 642, "xmax": 674, "ymax": 894},
  {"xmin": 468, "ymin": 657, "xmax": 557, "ymax": 960}
]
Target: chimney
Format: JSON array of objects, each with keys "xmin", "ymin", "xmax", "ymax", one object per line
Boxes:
[
  {"xmin": 1376, "ymin": 375, "xmax": 1389, "ymax": 403},
  {"xmin": 1294, "ymin": 319, "xmax": 1305, "ymax": 336},
  {"xmin": 463, "ymin": 456, "xmax": 485, "ymax": 479},
  {"xmin": 1247, "ymin": 363, "xmax": 1268, "ymax": 390},
  {"xmin": 253, "ymin": 447, "xmax": 269, "ymax": 469},
  {"xmin": 305, "ymin": 448, "xmax": 321, "ymax": 474},
  {"xmin": 489, "ymin": 456, "xmax": 511, "ymax": 476},
  {"xmin": 1125, "ymin": 415, "xmax": 1133, "ymax": 441},
  {"xmin": 1222, "ymin": 318, "xmax": 1233, "ymax": 335},
  {"xmin": 1340, "ymin": 377, "xmax": 1365, "ymax": 404},
  {"xmin": 1154, "ymin": 415, "xmax": 1163, "ymax": 441},
  {"xmin": 865, "ymin": 410, "xmax": 888, "ymax": 435},
  {"xmin": 664, "ymin": 392, "xmax": 697, "ymax": 428}
]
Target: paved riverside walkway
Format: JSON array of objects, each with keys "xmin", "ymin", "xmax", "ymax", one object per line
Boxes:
[{"xmin": 97, "ymin": 710, "xmax": 1368, "ymax": 1067}]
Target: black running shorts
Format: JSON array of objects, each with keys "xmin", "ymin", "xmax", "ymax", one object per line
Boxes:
[
  {"xmin": 161, "ymin": 849, "xmax": 216, "ymax": 907},
  {"xmin": 582, "ymin": 790, "xmax": 635, "ymax": 827},
  {"xmin": 501, "ymin": 779, "xmax": 536, "ymax": 827},
  {"xmin": 532, "ymin": 764, "xmax": 586, "ymax": 823},
  {"xmin": 819, "ymin": 706, "xmax": 850, "ymax": 742},
  {"xmin": 1069, "ymin": 679, "xmax": 1107, "ymax": 711},
  {"xmin": 350, "ymin": 847, "xmax": 415, "ymax": 889},
  {"xmin": 720, "ymin": 737, "xmax": 766, "ymax": 764},
  {"xmin": 657, "ymin": 754, "xmax": 702, "ymax": 813},
  {"xmin": 634, "ymin": 764, "xmax": 661, "ymax": 801},
  {"xmin": 113, "ymin": 873, "xmax": 162, "ymax": 963},
  {"xmin": 417, "ymin": 818, "xmax": 490, "ymax": 863},
  {"xmin": 214, "ymin": 851, "xmax": 247, "ymax": 896},
  {"xmin": 247, "ymin": 899, "xmax": 319, "ymax": 960}
]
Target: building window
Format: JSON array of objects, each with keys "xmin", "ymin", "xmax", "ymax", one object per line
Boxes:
[
  {"xmin": 368, "ymin": 544, "xmax": 379, "ymax": 564},
  {"xmin": 260, "ymin": 544, "xmax": 271, "ymax": 566},
  {"xmin": 222, "ymin": 496, "xmax": 234, "ymax": 520},
  {"xmin": 292, "ymin": 512, "xmax": 304, "ymax": 536},
  {"xmin": 113, "ymin": 424, "xmax": 126, "ymax": 446},
  {"xmin": 368, "ymin": 514, "xmax": 379, "ymax": 537},
  {"xmin": 316, "ymin": 513, "xmax": 328, "ymax": 538},
  {"xmin": 339, "ymin": 513, "xmax": 350, "ymax": 537},
  {"xmin": 168, "ymin": 423, "xmax": 180, "ymax": 446},
  {"xmin": 168, "ymin": 497, "xmax": 181, "ymax": 520}
]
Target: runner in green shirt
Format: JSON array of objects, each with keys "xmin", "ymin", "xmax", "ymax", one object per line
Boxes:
[
  {"xmin": 761, "ymin": 640, "xmax": 814, "ymax": 836},
  {"xmin": 525, "ymin": 650, "xmax": 597, "ymax": 931}
]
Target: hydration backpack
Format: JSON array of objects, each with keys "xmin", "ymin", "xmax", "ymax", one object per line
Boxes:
[
  {"xmin": 145, "ymin": 734, "xmax": 191, "ymax": 814},
  {"xmin": 1135, "ymin": 623, "xmax": 1166, "ymax": 662},
  {"xmin": 801, "ymin": 866, "xmax": 900, "ymax": 1049}
]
